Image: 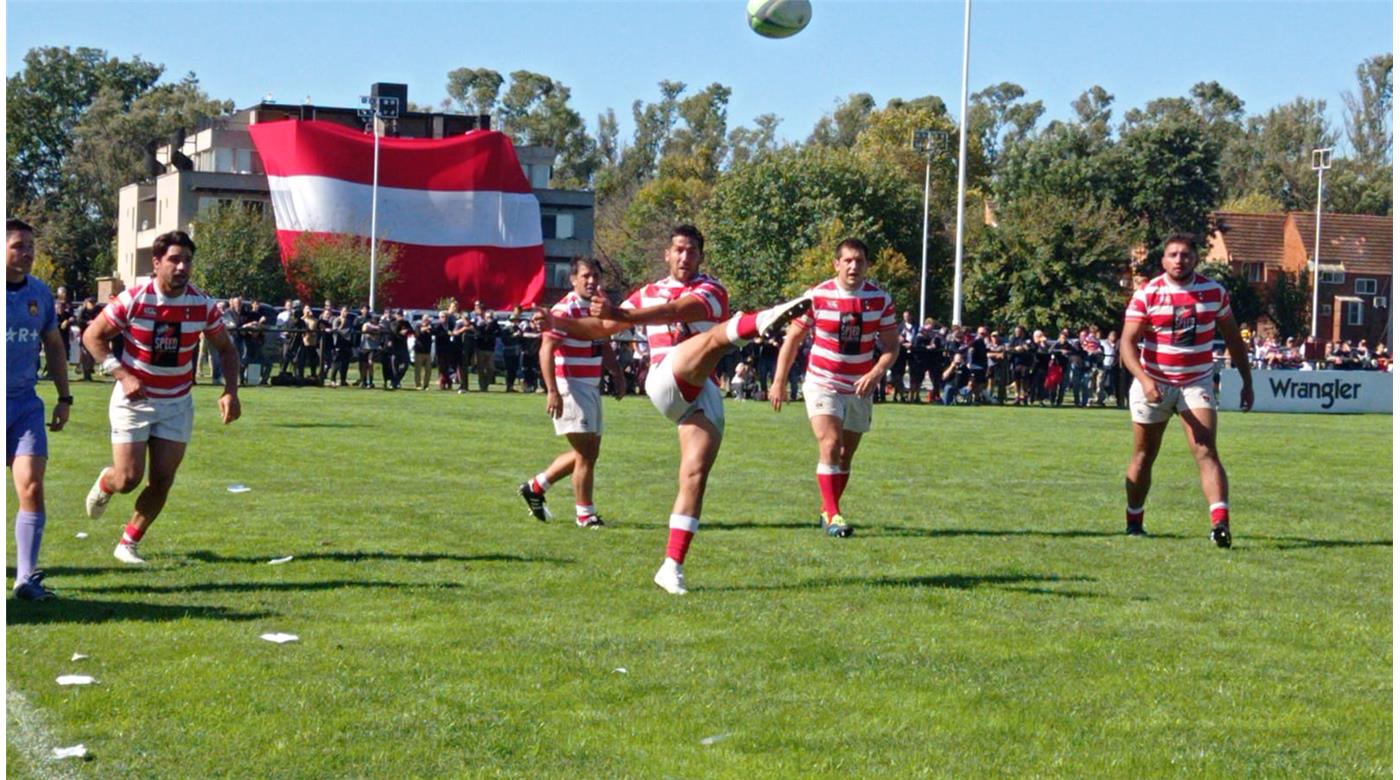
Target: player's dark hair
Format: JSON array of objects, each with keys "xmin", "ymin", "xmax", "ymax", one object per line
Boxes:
[
  {"xmin": 670, "ymin": 224, "xmax": 704, "ymax": 252},
  {"xmin": 570, "ymin": 256, "xmax": 602, "ymax": 276},
  {"xmin": 7, "ymin": 218, "xmax": 34, "ymax": 234},
  {"xmin": 836, "ymin": 238, "xmax": 869, "ymax": 259},
  {"xmin": 1162, "ymin": 233, "xmax": 1199, "ymax": 259},
  {"xmin": 152, "ymin": 230, "xmax": 196, "ymax": 259}
]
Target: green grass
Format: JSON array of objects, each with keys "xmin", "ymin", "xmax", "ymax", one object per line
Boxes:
[{"xmin": 7, "ymin": 380, "xmax": 1392, "ymax": 778}]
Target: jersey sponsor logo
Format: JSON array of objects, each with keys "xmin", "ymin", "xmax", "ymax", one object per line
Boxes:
[
  {"xmin": 152, "ymin": 321, "xmax": 182, "ymax": 367},
  {"xmin": 838, "ymin": 311, "xmax": 863, "ymax": 355},
  {"xmin": 7, "ymin": 327, "xmax": 40, "ymax": 343},
  {"xmin": 1171, "ymin": 305, "xmax": 1197, "ymax": 346}
]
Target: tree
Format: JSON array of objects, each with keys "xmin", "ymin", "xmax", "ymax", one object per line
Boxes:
[
  {"xmin": 1071, "ymin": 85, "xmax": 1115, "ymax": 143},
  {"xmin": 1268, "ymin": 271, "xmax": 1309, "ymax": 339},
  {"xmin": 784, "ymin": 218, "xmax": 918, "ymax": 313},
  {"xmin": 1218, "ymin": 192, "xmax": 1284, "ymax": 214},
  {"xmin": 701, "ymin": 146, "xmax": 924, "ymax": 309},
  {"xmin": 1220, "ymin": 98, "xmax": 1338, "ymax": 211},
  {"xmin": 188, "ymin": 202, "xmax": 292, "ymax": 302},
  {"xmin": 285, "ymin": 233, "xmax": 400, "ymax": 306},
  {"xmin": 727, "ymin": 113, "xmax": 782, "ymax": 168},
  {"xmin": 600, "ymin": 176, "xmax": 712, "ymax": 288},
  {"xmin": 1111, "ymin": 111, "xmax": 1222, "ymax": 254},
  {"xmin": 807, "ymin": 93, "xmax": 875, "ymax": 148},
  {"xmin": 445, "ymin": 67, "xmax": 503, "ymax": 116},
  {"xmin": 967, "ymin": 82, "xmax": 1043, "ymax": 166},
  {"xmin": 1341, "ymin": 53, "xmax": 1392, "ymax": 169},
  {"xmin": 962, "ymin": 193, "xmax": 1132, "ymax": 331},
  {"xmin": 1198, "ymin": 261, "xmax": 1263, "ymax": 327},
  {"xmin": 609, "ymin": 81, "xmax": 686, "ymax": 191},
  {"xmin": 658, "ymin": 83, "xmax": 732, "ymax": 181}
]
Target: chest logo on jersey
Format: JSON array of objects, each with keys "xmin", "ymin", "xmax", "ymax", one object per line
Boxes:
[
  {"xmin": 1171, "ymin": 305, "xmax": 1197, "ymax": 345},
  {"xmin": 152, "ymin": 320, "xmax": 182, "ymax": 367},
  {"xmin": 27, "ymin": 301, "xmax": 39, "ymax": 316},
  {"xmin": 839, "ymin": 312, "xmax": 863, "ymax": 355}
]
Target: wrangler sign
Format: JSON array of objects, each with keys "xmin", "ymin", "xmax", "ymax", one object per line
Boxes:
[{"xmin": 1219, "ymin": 369, "xmax": 1392, "ymax": 414}]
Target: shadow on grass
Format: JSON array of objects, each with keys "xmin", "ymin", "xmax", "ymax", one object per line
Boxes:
[
  {"xmin": 1248, "ymin": 535, "xmax": 1392, "ymax": 550},
  {"xmin": 869, "ymin": 526, "xmax": 1187, "ymax": 540},
  {"xmin": 625, "ymin": 521, "xmax": 819, "ymax": 532},
  {"xmin": 181, "ymin": 550, "xmax": 573, "ymax": 565},
  {"xmin": 267, "ymin": 421, "xmax": 368, "ymax": 429},
  {"xmin": 7, "ymin": 597, "xmax": 270, "ymax": 625},
  {"xmin": 706, "ymin": 572, "xmax": 1100, "ymax": 598},
  {"xmin": 79, "ymin": 579, "xmax": 464, "ymax": 595},
  {"xmin": 8, "ymin": 565, "xmax": 141, "ymax": 579}
]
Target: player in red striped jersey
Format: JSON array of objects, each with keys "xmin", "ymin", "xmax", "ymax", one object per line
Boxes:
[
  {"xmin": 535, "ymin": 225, "xmax": 810, "ymax": 594},
  {"xmin": 769, "ymin": 238, "xmax": 898, "ymax": 537},
  {"xmin": 1120, "ymin": 234, "xmax": 1253, "ymax": 547},
  {"xmin": 80, "ymin": 231, "xmax": 243, "ymax": 564},
  {"xmin": 519, "ymin": 258, "xmax": 626, "ymax": 528}
]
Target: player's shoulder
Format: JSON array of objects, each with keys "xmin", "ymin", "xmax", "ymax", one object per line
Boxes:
[
  {"xmin": 692, "ymin": 273, "xmax": 726, "ymax": 292},
  {"xmin": 859, "ymin": 279, "xmax": 892, "ymax": 298},
  {"xmin": 183, "ymin": 282, "xmax": 216, "ymax": 304},
  {"xmin": 1190, "ymin": 273, "xmax": 1227, "ymax": 293}
]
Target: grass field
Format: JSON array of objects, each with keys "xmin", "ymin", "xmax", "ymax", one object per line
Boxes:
[{"xmin": 5, "ymin": 380, "xmax": 1392, "ymax": 778}]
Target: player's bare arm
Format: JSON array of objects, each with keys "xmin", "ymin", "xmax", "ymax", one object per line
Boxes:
[
  {"xmin": 1216, "ymin": 311, "xmax": 1253, "ymax": 412},
  {"xmin": 41, "ymin": 326, "xmax": 71, "ymax": 431},
  {"xmin": 207, "ymin": 326, "xmax": 242, "ymax": 424},
  {"xmin": 540, "ymin": 332, "xmax": 564, "ymax": 418},
  {"xmin": 83, "ymin": 313, "xmax": 146, "ymax": 401},
  {"xmin": 769, "ymin": 320, "xmax": 808, "ymax": 411},
  {"xmin": 601, "ymin": 341, "xmax": 626, "ymax": 401},
  {"xmin": 1118, "ymin": 318, "xmax": 1161, "ymax": 403},
  {"xmin": 853, "ymin": 326, "xmax": 900, "ymax": 398}
]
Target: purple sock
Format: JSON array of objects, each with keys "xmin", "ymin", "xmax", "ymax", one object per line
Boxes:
[{"xmin": 15, "ymin": 510, "xmax": 44, "ymax": 583}]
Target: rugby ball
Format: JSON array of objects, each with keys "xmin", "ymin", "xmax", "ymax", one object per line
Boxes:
[{"xmin": 747, "ymin": 0, "xmax": 812, "ymax": 38}]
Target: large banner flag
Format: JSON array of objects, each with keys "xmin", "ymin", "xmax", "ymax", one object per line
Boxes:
[{"xmin": 248, "ymin": 119, "xmax": 544, "ymax": 309}]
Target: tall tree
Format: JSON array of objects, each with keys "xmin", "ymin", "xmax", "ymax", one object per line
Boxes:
[
  {"xmin": 188, "ymin": 202, "xmax": 292, "ymax": 302},
  {"xmin": 807, "ymin": 93, "xmax": 875, "ymax": 148},
  {"xmin": 445, "ymin": 67, "xmax": 504, "ymax": 116},
  {"xmin": 1221, "ymin": 97, "xmax": 1338, "ymax": 211},
  {"xmin": 493, "ymin": 70, "xmax": 597, "ymax": 187},
  {"xmin": 967, "ymin": 82, "xmax": 1043, "ymax": 166},
  {"xmin": 727, "ymin": 113, "xmax": 782, "ymax": 168},
  {"xmin": 1111, "ymin": 110, "xmax": 1223, "ymax": 256},
  {"xmin": 659, "ymin": 83, "xmax": 732, "ymax": 181},
  {"xmin": 1341, "ymin": 53, "xmax": 1393, "ymax": 168}
]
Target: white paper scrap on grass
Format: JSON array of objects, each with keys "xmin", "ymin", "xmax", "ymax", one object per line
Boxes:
[
  {"xmin": 699, "ymin": 733, "xmax": 730, "ymax": 746},
  {"xmin": 268, "ymin": 556, "xmax": 294, "ymax": 565},
  {"xmin": 70, "ymin": 653, "xmax": 88, "ymax": 662},
  {"xmin": 612, "ymin": 667, "xmax": 628, "ymax": 674},
  {"xmin": 51, "ymin": 744, "xmax": 88, "ymax": 760},
  {"xmin": 260, "ymin": 633, "xmax": 299, "ymax": 644},
  {"xmin": 227, "ymin": 483, "xmax": 251, "ymax": 493},
  {"xmin": 55, "ymin": 675, "xmax": 96, "ymax": 686},
  {"xmin": 75, "ymin": 532, "xmax": 88, "ymax": 539}
]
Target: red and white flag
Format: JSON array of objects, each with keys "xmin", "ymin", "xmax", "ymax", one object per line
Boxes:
[{"xmin": 248, "ymin": 119, "xmax": 544, "ymax": 309}]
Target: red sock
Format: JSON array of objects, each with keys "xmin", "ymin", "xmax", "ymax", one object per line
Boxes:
[
  {"xmin": 734, "ymin": 312, "xmax": 760, "ymax": 340},
  {"xmin": 816, "ymin": 464, "xmax": 842, "ymax": 517},
  {"xmin": 1209, "ymin": 503, "xmax": 1229, "ymax": 526},
  {"xmin": 121, "ymin": 523, "xmax": 146, "ymax": 545},
  {"xmin": 666, "ymin": 514, "xmax": 699, "ymax": 563},
  {"xmin": 99, "ymin": 470, "xmax": 115, "ymax": 494},
  {"xmin": 833, "ymin": 469, "xmax": 850, "ymax": 504}
]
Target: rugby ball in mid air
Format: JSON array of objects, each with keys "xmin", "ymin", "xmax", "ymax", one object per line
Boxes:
[{"xmin": 747, "ymin": 0, "xmax": 812, "ymax": 38}]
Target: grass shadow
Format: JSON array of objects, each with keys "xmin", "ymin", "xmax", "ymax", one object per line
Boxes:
[
  {"xmin": 267, "ymin": 422, "xmax": 368, "ymax": 429},
  {"xmin": 7, "ymin": 597, "xmax": 271, "ymax": 625},
  {"xmin": 182, "ymin": 550, "xmax": 573, "ymax": 565},
  {"xmin": 625, "ymin": 521, "xmax": 819, "ymax": 532},
  {"xmin": 79, "ymin": 579, "xmax": 464, "ymax": 595},
  {"xmin": 868, "ymin": 526, "xmax": 1187, "ymax": 540},
  {"xmin": 1248, "ymin": 535, "xmax": 1392, "ymax": 550},
  {"xmin": 707, "ymin": 572, "xmax": 1100, "ymax": 598}
]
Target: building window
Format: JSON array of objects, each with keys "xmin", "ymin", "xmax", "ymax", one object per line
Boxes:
[
  {"xmin": 526, "ymin": 163, "xmax": 551, "ymax": 188},
  {"xmin": 1320, "ymin": 270, "xmax": 1345, "ymax": 285},
  {"xmin": 1354, "ymin": 278, "xmax": 1377, "ymax": 295},
  {"xmin": 235, "ymin": 148, "xmax": 254, "ymax": 174},
  {"xmin": 1245, "ymin": 262, "xmax": 1262, "ymax": 282},
  {"xmin": 546, "ymin": 260, "xmax": 571, "ymax": 289},
  {"xmin": 1346, "ymin": 300, "xmax": 1365, "ymax": 326},
  {"xmin": 542, "ymin": 213, "xmax": 576, "ymax": 241},
  {"xmin": 214, "ymin": 147, "xmax": 234, "ymax": 173}
]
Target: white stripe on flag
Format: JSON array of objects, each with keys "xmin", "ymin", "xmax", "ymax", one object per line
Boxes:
[{"xmin": 267, "ymin": 175, "xmax": 543, "ymax": 248}]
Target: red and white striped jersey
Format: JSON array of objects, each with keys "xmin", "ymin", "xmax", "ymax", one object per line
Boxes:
[
  {"xmin": 622, "ymin": 274, "xmax": 728, "ymax": 368},
  {"xmin": 102, "ymin": 279, "xmax": 225, "ymax": 400},
  {"xmin": 549, "ymin": 291, "xmax": 604, "ymax": 384},
  {"xmin": 1124, "ymin": 272, "xmax": 1232, "ymax": 386},
  {"xmin": 796, "ymin": 279, "xmax": 896, "ymax": 394}
]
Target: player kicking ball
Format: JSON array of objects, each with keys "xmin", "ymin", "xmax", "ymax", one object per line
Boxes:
[
  {"xmin": 81, "ymin": 231, "xmax": 242, "ymax": 564},
  {"xmin": 1119, "ymin": 233, "xmax": 1252, "ymax": 547},
  {"xmin": 535, "ymin": 225, "xmax": 810, "ymax": 594},
  {"xmin": 769, "ymin": 238, "xmax": 898, "ymax": 538},
  {"xmin": 519, "ymin": 258, "xmax": 627, "ymax": 528}
]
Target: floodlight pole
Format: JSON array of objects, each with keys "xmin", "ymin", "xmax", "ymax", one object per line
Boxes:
[
  {"xmin": 368, "ymin": 116, "xmax": 382, "ymax": 313},
  {"xmin": 919, "ymin": 157, "xmax": 931, "ymax": 325},
  {"xmin": 950, "ymin": 0, "xmax": 972, "ymax": 326},
  {"xmin": 1309, "ymin": 147, "xmax": 1332, "ymax": 340}
]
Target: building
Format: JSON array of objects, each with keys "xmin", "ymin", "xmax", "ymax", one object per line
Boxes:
[
  {"xmin": 116, "ymin": 87, "xmax": 592, "ymax": 305},
  {"xmin": 1206, "ymin": 211, "xmax": 1392, "ymax": 344}
]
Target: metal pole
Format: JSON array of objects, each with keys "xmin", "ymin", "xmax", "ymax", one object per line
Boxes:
[
  {"xmin": 1310, "ymin": 164, "xmax": 1323, "ymax": 340},
  {"xmin": 951, "ymin": 0, "xmax": 972, "ymax": 326},
  {"xmin": 368, "ymin": 116, "xmax": 382, "ymax": 313},
  {"xmin": 918, "ymin": 156, "xmax": 931, "ymax": 325}
]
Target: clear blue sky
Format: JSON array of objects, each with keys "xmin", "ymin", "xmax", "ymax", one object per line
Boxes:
[{"xmin": 6, "ymin": 1, "xmax": 1393, "ymax": 151}]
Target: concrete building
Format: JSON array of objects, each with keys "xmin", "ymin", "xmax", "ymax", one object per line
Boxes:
[
  {"xmin": 116, "ymin": 92, "xmax": 592, "ymax": 305},
  {"xmin": 1207, "ymin": 211, "xmax": 1392, "ymax": 344}
]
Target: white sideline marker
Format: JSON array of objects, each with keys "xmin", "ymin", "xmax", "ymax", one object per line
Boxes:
[{"xmin": 260, "ymin": 633, "xmax": 299, "ymax": 644}]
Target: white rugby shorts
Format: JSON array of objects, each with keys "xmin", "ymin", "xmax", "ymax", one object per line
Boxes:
[
  {"xmin": 109, "ymin": 384, "xmax": 195, "ymax": 444},
  {"xmin": 645, "ymin": 350, "xmax": 725, "ymax": 433},
  {"xmin": 802, "ymin": 379, "xmax": 874, "ymax": 433},
  {"xmin": 552, "ymin": 378, "xmax": 603, "ymax": 436},
  {"xmin": 1129, "ymin": 373, "xmax": 1217, "ymax": 424}
]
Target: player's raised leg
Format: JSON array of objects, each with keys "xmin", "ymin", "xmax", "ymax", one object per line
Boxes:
[{"xmin": 1179, "ymin": 407, "xmax": 1232, "ymax": 547}]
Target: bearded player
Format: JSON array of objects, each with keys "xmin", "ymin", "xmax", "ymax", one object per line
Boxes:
[
  {"xmin": 536, "ymin": 225, "xmax": 810, "ymax": 594},
  {"xmin": 769, "ymin": 238, "xmax": 897, "ymax": 538},
  {"xmin": 1120, "ymin": 234, "xmax": 1252, "ymax": 547},
  {"xmin": 519, "ymin": 257, "xmax": 626, "ymax": 528},
  {"xmin": 82, "ymin": 230, "xmax": 242, "ymax": 564}
]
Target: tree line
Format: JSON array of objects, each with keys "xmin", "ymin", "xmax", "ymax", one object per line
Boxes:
[{"xmin": 7, "ymin": 48, "xmax": 1391, "ymax": 330}]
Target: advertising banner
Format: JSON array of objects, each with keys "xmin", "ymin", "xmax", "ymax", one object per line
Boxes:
[{"xmin": 1219, "ymin": 369, "xmax": 1392, "ymax": 414}]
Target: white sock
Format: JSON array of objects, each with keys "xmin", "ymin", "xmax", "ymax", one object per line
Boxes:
[{"xmin": 532, "ymin": 473, "xmax": 551, "ymax": 492}]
